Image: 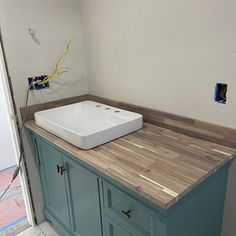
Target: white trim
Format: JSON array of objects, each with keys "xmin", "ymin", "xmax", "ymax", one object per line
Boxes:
[{"xmin": 0, "ymin": 41, "xmax": 35, "ymax": 225}]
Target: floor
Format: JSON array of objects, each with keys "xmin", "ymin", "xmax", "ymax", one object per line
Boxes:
[
  {"xmin": 0, "ymin": 168, "xmax": 59, "ymax": 236},
  {"xmin": 1, "ymin": 221, "xmax": 30, "ymax": 236},
  {"xmin": 0, "ymin": 167, "xmax": 26, "ymax": 232},
  {"xmin": 15, "ymin": 222, "xmax": 59, "ymax": 236}
]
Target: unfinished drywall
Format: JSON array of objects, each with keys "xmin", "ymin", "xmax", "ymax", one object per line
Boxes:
[
  {"xmin": 0, "ymin": 0, "xmax": 88, "ymax": 223},
  {"xmin": 0, "ymin": 0, "xmax": 88, "ymax": 109},
  {"xmin": 79, "ymin": 1, "xmax": 236, "ymax": 236},
  {"xmin": 80, "ymin": 0, "xmax": 236, "ymax": 129}
]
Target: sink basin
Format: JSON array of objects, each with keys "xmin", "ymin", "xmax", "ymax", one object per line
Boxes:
[{"xmin": 34, "ymin": 100, "xmax": 143, "ymax": 149}]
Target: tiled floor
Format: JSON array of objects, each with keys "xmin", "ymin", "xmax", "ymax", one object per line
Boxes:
[
  {"xmin": 0, "ymin": 167, "xmax": 26, "ymax": 232},
  {"xmin": 16, "ymin": 222, "xmax": 59, "ymax": 236}
]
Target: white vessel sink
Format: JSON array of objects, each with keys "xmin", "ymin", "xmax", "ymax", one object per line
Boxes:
[{"xmin": 34, "ymin": 100, "xmax": 143, "ymax": 149}]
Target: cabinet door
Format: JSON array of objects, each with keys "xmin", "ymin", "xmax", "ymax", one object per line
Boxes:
[
  {"xmin": 36, "ymin": 140, "xmax": 70, "ymax": 230},
  {"xmin": 104, "ymin": 215, "xmax": 133, "ymax": 236},
  {"xmin": 64, "ymin": 156, "xmax": 102, "ymax": 236}
]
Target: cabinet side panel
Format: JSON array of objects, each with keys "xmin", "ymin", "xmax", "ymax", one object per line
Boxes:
[{"xmin": 167, "ymin": 165, "xmax": 229, "ymax": 236}]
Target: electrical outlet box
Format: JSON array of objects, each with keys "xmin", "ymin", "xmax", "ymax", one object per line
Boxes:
[
  {"xmin": 215, "ymin": 83, "xmax": 227, "ymax": 104},
  {"xmin": 28, "ymin": 75, "xmax": 49, "ymax": 90}
]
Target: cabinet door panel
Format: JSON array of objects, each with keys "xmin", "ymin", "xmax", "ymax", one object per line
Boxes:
[
  {"xmin": 37, "ymin": 140, "xmax": 70, "ymax": 230},
  {"xmin": 103, "ymin": 181, "xmax": 157, "ymax": 236},
  {"xmin": 104, "ymin": 215, "xmax": 133, "ymax": 236},
  {"xmin": 65, "ymin": 157, "xmax": 102, "ymax": 236}
]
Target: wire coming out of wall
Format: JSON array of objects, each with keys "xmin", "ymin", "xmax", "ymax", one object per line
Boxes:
[
  {"xmin": 30, "ymin": 38, "xmax": 73, "ymax": 89},
  {"xmin": 0, "ymin": 39, "xmax": 73, "ymax": 200},
  {"xmin": 37, "ymin": 38, "xmax": 73, "ymax": 86}
]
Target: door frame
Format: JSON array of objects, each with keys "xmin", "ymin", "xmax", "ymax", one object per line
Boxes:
[{"xmin": 0, "ymin": 39, "xmax": 35, "ymax": 225}]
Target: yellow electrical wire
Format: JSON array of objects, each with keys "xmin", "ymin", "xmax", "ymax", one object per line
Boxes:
[
  {"xmin": 38, "ymin": 38, "xmax": 73, "ymax": 85},
  {"xmin": 220, "ymin": 85, "xmax": 227, "ymax": 100}
]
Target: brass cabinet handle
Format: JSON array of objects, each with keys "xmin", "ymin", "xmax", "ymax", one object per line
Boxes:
[
  {"xmin": 121, "ymin": 210, "xmax": 131, "ymax": 219},
  {"xmin": 60, "ymin": 166, "xmax": 66, "ymax": 175},
  {"xmin": 56, "ymin": 165, "xmax": 66, "ymax": 175}
]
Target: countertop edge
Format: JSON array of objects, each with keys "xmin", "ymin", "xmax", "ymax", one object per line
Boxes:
[{"xmin": 25, "ymin": 120, "xmax": 234, "ymax": 210}]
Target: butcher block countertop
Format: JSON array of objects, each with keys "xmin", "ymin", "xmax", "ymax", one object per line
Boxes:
[{"xmin": 25, "ymin": 120, "xmax": 235, "ymax": 209}]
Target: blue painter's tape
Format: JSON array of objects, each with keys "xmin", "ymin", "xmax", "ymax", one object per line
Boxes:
[
  {"xmin": 0, "ymin": 165, "xmax": 16, "ymax": 173},
  {"xmin": 0, "ymin": 215, "xmax": 27, "ymax": 232}
]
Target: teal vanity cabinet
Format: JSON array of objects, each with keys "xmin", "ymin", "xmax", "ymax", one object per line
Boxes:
[
  {"xmin": 35, "ymin": 139, "xmax": 70, "ymax": 232},
  {"xmin": 33, "ymin": 138, "xmax": 102, "ymax": 236},
  {"xmin": 32, "ymin": 135, "xmax": 160, "ymax": 236},
  {"xmin": 31, "ymin": 133, "xmax": 230, "ymax": 236},
  {"xmin": 103, "ymin": 215, "xmax": 134, "ymax": 236},
  {"xmin": 100, "ymin": 168, "xmax": 229, "ymax": 236},
  {"xmin": 102, "ymin": 180, "xmax": 160, "ymax": 236}
]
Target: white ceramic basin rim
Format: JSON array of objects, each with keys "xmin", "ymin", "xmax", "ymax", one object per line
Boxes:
[{"xmin": 34, "ymin": 100, "xmax": 143, "ymax": 149}]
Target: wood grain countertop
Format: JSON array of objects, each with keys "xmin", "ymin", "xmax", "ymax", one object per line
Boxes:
[{"xmin": 25, "ymin": 120, "xmax": 236, "ymax": 209}]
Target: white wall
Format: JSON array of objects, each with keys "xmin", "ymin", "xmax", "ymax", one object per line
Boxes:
[
  {"xmin": 0, "ymin": 75, "xmax": 16, "ymax": 170},
  {"xmin": 0, "ymin": 0, "xmax": 88, "ymax": 223},
  {"xmin": 79, "ymin": 1, "xmax": 236, "ymax": 236},
  {"xmin": 0, "ymin": 0, "xmax": 88, "ymax": 110},
  {"xmin": 80, "ymin": 0, "xmax": 236, "ymax": 129}
]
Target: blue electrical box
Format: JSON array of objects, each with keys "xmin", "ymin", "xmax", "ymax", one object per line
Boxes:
[
  {"xmin": 28, "ymin": 75, "xmax": 50, "ymax": 90},
  {"xmin": 215, "ymin": 83, "xmax": 227, "ymax": 104}
]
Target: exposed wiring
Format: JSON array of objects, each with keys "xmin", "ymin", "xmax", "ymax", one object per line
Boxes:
[
  {"xmin": 0, "ymin": 39, "xmax": 73, "ymax": 201},
  {"xmin": 220, "ymin": 86, "xmax": 227, "ymax": 101},
  {"xmin": 0, "ymin": 186, "xmax": 22, "ymax": 199},
  {"xmin": 0, "ymin": 184, "xmax": 11, "ymax": 200},
  {"xmin": 37, "ymin": 39, "xmax": 73, "ymax": 86}
]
